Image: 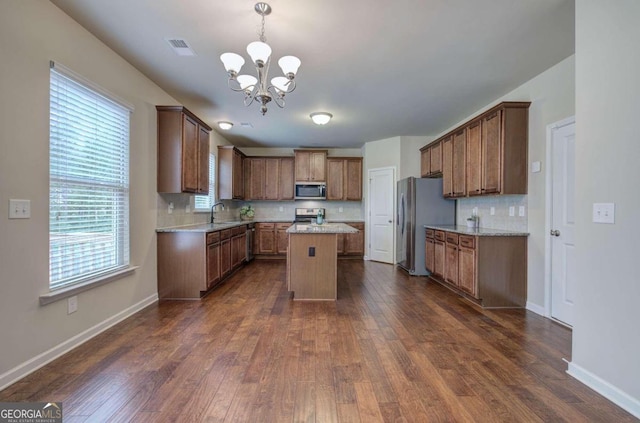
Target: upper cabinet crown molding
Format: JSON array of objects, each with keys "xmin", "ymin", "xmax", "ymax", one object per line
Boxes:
[{"xmin": 157, "ymin": 105, "xmax": 211, "ymax": 194}]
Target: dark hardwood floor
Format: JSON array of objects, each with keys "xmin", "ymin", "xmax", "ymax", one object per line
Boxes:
[{"xmin": 1, "ymin": 260, "xmax": 636, "ymax": 422}]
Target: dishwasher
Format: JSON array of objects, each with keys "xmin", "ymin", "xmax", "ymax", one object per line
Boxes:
[{"xmin": 245, "ymin": 223, "xmax": 255, "ymax": 261}]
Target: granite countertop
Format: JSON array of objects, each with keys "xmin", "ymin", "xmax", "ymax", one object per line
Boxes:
[
  {"xmin": 156, "ymin": 221, "xmax": 251, "ymax": 233},
  {"xmin": 424, "ymin": 225, "xmax": 529, "ymax": 237},
  {"xmin": 287, "ymin": 222, "xmax": 359, "ymax": 234}
]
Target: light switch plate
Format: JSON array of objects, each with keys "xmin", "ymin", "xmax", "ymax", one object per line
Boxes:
[
  {"xmin": 279, "ymin": 206, "xmax": 284, "ymax": 212},
  {"xmin": 67, "ymin": 296, "xmax": 78, "ymax": 314},
  {"xmin": 509, "ymin": 206, "xmax": 515, "ymax": 217},
  {"xmin": 9, "ymin": 199, "xmax": 31, "ymax": 219},
  {"xmin": 593, "ymin": 203, "xmax": 615, "ymax": 224},
  {"xmin": 339, "ymin": 207, "xmax": 344, "ymax": 213},
  {"xmin": 490, "ymin": 207, "xmax": 495, "ymax": 216}
]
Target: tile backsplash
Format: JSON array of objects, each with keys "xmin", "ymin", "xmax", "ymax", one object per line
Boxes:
[
  {"xmin": 156, "ymin": 194, "xmax": 364, "ymax": 228},
  {"xmin": 456, "ymin": 195, "xmax": 527, "ymax": 232}
]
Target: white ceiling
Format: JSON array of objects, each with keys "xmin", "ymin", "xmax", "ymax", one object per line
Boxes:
[{"xmin": 50, "ymin": 0, "xmax": 575, "ymax": 148}]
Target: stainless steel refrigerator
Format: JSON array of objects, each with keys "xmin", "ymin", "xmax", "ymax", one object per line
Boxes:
[{"xmin": 396, "ymin": 177, "xmax": 455, "ymax": 275}]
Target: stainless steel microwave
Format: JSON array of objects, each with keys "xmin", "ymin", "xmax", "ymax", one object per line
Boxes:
[{"xmin": 294, "ymin": 182, "xmax": 326, "ymax": 200}]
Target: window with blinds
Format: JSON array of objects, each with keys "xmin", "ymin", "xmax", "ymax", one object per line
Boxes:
[
  {"xmin": 194, "ymin": 153, "xmax": 216, "ymax": 210},
  {"xmin": 49, "ymin": 62, "xmax": 132, "ymax": 290}
]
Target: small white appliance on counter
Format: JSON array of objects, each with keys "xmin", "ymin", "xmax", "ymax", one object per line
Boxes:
[{"xmin": 396, "ymin": 177, "xmax": 455, "ymax": 275}]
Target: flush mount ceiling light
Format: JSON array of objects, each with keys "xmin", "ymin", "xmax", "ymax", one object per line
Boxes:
[
  {"xmin": 220, "ymin": 2, "xmax": 301, "ymax": 116},
  {"xmin": 310, "ymin": 112, "xmax": 333, "ymax": 125},
  {"xmin": 218, "ymin": 121, "xmax": 233, "ymax": 130}
]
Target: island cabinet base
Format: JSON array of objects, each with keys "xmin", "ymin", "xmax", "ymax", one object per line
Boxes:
[{"xmin": 287, "ymin": 233, "xmax": 337, "ymax": 300}]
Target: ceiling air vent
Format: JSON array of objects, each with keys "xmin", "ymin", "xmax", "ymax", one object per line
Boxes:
[
  {"xmin": 240, "ymin": 123, "xmax": 253, "ymax": 129},
  {"xmin": 166, "ymin": 38, "xmax": 196, "ymax": 56}
]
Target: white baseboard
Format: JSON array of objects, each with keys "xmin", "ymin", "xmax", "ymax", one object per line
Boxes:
[
  {"xmin": 526, "ymin": 301, "xmax": 546, "ymax": 317},
  {"xmin": 0, "ymin": 293, "xmax": 158, "ymax": 391},
  {"xmin": 567, "ymin": 362, "xmax": 640, "ymax": 419}
]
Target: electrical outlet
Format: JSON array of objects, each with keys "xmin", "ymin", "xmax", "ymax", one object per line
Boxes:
[
  {"xmin": 519, "ymin": 206, "xmax": 525, "ymax": 217},
  {"xmin": 490, "ymin": 207, "xmax": 495, "ymax": 216},
  {"xmin": 279, "ymin": 206, "xmax": 284, "ymax": 212},
  {"xmin": 472, "ymin": 207, "xmax": 478, "ymax": 215},
  {"xmin": 185, "ymin": 204, "xmax": 191, "ymax": 213},
  {"xmin": 168, "ymin": 202, "xmax": 174, "ymax": 214},
  {"xmin": 339, "ymin": 207, "xmax": 344, "ymax": 213},
  {"xmin": 509, "ymin": 206, "xmax": 515, "ymax": 217},
  {"xmin": 67, "ymin": 296, "xmax": 78, "ymax": 314}
]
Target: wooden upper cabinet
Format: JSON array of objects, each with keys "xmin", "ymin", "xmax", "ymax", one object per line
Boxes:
[
  {"xmin": 420, "ymin": 147, "xmax": 431, "ymax": 177},
  {"xmin": 326, "ymin": 159, "xmax": 344, "ymax": 200},
  {"xmin": 452, "ymin": 128, "xmax": 466, "ymax": 197},
  {"xmin": 295, "ymin": 150, "xmax": 327, "ymax": 182},
  {"xmin": 279, "ymin": 158, "xmax": 294, "ymax": 200},
  {"xmin": 244, "ymin": 157, "xmax": 294, "ymax": 201},
  {"xmin": 442, "ymin": 136, "xmax": 453, "ymax": 197},
  {"xmin": 157, "ymin": 106, "xmax": 211, "ymax": 194},
  {"xmin": 430, "ymin": 141, "xmax": 442, "ymax": 175},
  {"xmin": 420, "ymin": 101, "xmax": 529, "ymax": 198},
  {"xmin": 482, "ymin": 110, "xmax": 502, "ymax": 195},
  {"xmin": 326, "ymin": 157, "xmax": 362, "ymax": 201},
  {"xmin": 218, "ymin": 146, "xmax": 246, "ymax": 200},
  {"xmin": 466, "ymin": 120, "xmax": 482, "ymax": 196}
]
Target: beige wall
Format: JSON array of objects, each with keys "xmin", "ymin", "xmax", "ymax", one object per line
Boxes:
[
  {"xmin": 571, "ymin": 0, "xmax": 640, "ymax": 414},
  {"xmin": 0, "ymin": 1, "xmax": 177, "ymax": 386}
]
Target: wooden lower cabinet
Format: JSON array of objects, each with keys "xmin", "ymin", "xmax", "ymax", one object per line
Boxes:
[
  {"xmin": 276, "ymin": 223, "xmax": 290, "ymax": 254},
  {"xmin": 158, "ymin": 226, "xmax": 250, "ymax": 299},
  {"xmin": 335, "ymin": 222, "xmax": 365, "ymax": 257},
  {"xmin": 424, "ymin": 228, "xmax": 527, "ymax": 308}
]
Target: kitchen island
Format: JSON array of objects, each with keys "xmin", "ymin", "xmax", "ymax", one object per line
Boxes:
[{"xmin": 286, "ymin": 223, "xmax": 359, "ymax": 300}]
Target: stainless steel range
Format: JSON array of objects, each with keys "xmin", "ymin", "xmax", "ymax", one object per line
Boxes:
[{"xmin": 294, "ymin": 207, "xmax": 325, "ymax": 223}]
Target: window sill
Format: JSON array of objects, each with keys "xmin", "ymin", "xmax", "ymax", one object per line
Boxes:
[{"xmin": 39, "ymin": 266, "xmax": 139, "ymax": 306}]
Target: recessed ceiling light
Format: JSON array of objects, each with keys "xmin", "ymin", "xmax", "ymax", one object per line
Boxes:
[
  {"xmin": 310, "ymin": 112, "xmax": 332, "ymax": 125},
  {"xmin": 218, "ymin": 121, "xmax": 233, "ymax": 130}
]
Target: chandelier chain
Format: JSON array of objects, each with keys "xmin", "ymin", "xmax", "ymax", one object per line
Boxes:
[{"xmin": 259, "ymin": 13, "xmax": 267, "ymax": 43}]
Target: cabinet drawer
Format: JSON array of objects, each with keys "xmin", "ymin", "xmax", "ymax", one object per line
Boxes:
[
  {"xmin": 425, "ymin": 228, "xmax": 435, "ymax": 239},
  {"xmin": 276, "ymin": 223, "xmax": 292, "ymax": 230},
  {"xmin": 434, "ymin": 230, "xmax": 446, "ymax": 242},
  {"xmin": 232, "ymin": 226, "xmax": 246, "ymax": 236},
  {"xmin": 259, "ymin": 223, "xmax": 276, "ymax": 229},
  {"xmin": 459, "ymin": 235, "xmax": 475, "ymax": 249},
  {"xmin": 220, "ymin": 229, "xmax": 232, "ymax": 240},
  {"xmin": 445, "ymin": 233, "xmax": 459, "ymax": 244},
  {"xmin": 206, "ymin": 232, "xmax": 220, "ymax": 245}
]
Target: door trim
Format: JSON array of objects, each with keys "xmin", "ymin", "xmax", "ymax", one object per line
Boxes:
[
  {"xmin": 544, "ymin": 116, "xmax": 575, "ymax": 319},
  {"xmin": 366, "ymin": 166, "xmax": 396, "ymax": 262}
]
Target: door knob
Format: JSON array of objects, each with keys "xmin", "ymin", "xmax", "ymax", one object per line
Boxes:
[
  {"xmin": 388, "ymin": 220, "xmax": 392, "ymax": 223},
  {"xmin": 550, "ymin": 229, "xmax": 560, "ymax": 237}
]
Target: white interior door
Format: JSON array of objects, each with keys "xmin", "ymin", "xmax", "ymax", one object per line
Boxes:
[
  {"xmin": 550, "ymin": 119, "xmax": 576, "ymax": 326},
  {"xmin": 368, "ymin": 167, "xmax": 395, "ymax": 263}
]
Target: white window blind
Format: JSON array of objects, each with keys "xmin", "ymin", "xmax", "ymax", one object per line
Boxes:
[
  {"xmin": 194, "ymin": 153, "xmax": 216, "ymax": 210},
  {"xmin": 49, "ymin": 62, "xmax": 131, "ymax": 290}
]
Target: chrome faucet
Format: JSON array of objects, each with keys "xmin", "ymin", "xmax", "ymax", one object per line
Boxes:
[{"xmin": 210, "ymin": 202, "xmax": 225, "ymax": 223}]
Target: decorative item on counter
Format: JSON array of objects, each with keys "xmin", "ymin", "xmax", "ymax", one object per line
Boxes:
[
  {"xmin": 316, "ymin": 208, "xmax": 324, "ymax": 225},
  {"xmin": 240, "ymin": 205, "xmax": 255, "ymax": 220},
  {"xmin": 466, "ymin": 212, "xmax": 479, "ymax": 229}
]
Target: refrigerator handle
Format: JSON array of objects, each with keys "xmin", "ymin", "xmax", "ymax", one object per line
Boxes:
[{"xmin": 400, "ymin": 193, "xmax": 405, "ymax": 236}]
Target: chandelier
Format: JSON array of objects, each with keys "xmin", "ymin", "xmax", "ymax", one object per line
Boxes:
[{"xmin": 220, "ymin": 2, "xmax": 301, "ymax": 115}]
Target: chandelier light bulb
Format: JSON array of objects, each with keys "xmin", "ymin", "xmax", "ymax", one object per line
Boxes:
[
  {"xmin": 220, "ymin": 52, "xmax": 245, "ymax": 74},
  {"xmin": 247, "ymin": 41, "xmax": 272, "ymax": 66},
  {"xmin": 217, "ymin": 121, "xmax": 233, "ymax": 130},
  {"xmin": 237, "ymin": 74, "xmax": 257, "ymax": 91},
  {"xmin": 278, "ymin": 56, "xmax": 301, "ymax": 76},
  {"xmin": 310, "ymin": 112, "xmax": 333, "ymax": 125},
  {"xmin": 271, "ymin": 76, "xmax": 289, "ymax": 93}
]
